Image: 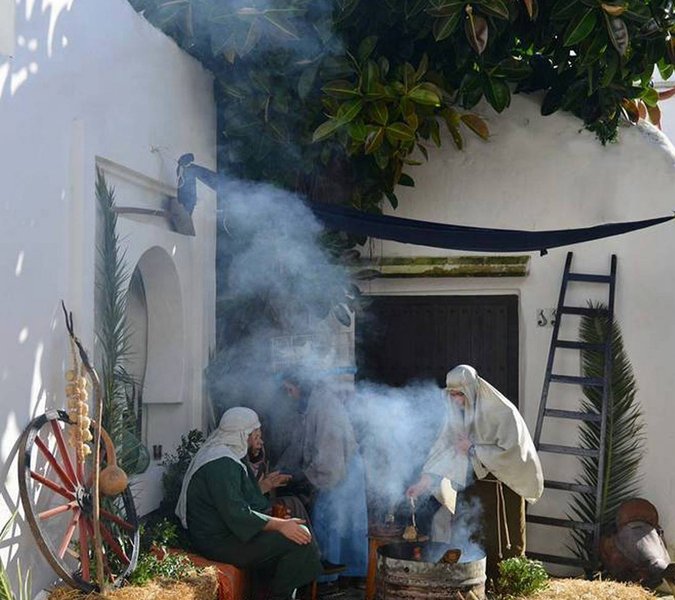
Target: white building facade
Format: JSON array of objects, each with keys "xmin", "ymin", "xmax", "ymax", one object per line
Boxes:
[
  {"xmin": 0, "ymin": 0, "xmax": 216, "ymax": 592},
  {"xmin": 360, "ymin": 92, "xmax": 675, "ymax": 569}
]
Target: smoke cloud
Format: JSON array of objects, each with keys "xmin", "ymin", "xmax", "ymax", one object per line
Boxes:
[{"xmin": 203, "ymin": 175, "xmax": 483, "ymax": 554}]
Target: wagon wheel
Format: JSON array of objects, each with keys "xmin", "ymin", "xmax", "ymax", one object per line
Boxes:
[{"xmin": 18, "ymin": 409, "xmax": 140, "ymax": 592}]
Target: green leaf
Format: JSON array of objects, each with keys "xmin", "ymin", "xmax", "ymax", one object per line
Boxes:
[
  {"xmin": 0, "ymin": 513, "xmax": 15, "ymax": 541},
  {"xmin": 322, "ymin": 80, "xmax": 361, "ymax": 99},
  {"xmin": 460, "ymin": 113, "xmax": 490, "ymax": 140},
  {"xmin": 347, "ymin": 120, "xmax": 368, "ymax": 142},
  {"xmin": 433, "ymin": 10, "xmax": 463, "ymax": 41},
  {"xmin": 461, "ymin": 72, "xmax": 484, "ymax": 108},
  {"xmin": 405, "ymin": 111, "xmax": 420, "ymax": 130},
  {"xmin": 337, "ymin": 99, "xmax": 364, "ymax": 124},
  {"xmin": 374, "ymin": 147, "xmax": 390, "ymax": 169},
  {"xmin": 475, "ymin": 0, "xmax": 510, "ymax": 20},
  {"xmin": 240, "ymin": 19, "xmax": 263, "ymax": 56},
  {"xmin": 378, "ymin": 56, "xmax": 390, "ymax": 77},
  {"xmin": 262, "ymin": 12, "xmax": 299, "ymax": 40},
  {"xmin": 362, "ymin": 60, "xmax": 381, "ymax": 94},
  {"xmin": 483, "ymin": 77, "xmax": 511, "ymax": 112},
  {"xmin": 465, "ymin": 11, "xmax": 489, "ymax": 55},
  {"xmin": 398, "ymin": 173, "xmax": 415, "ymax": 187},
  {"xmin": 0, "ymin": 570, "xmax": 13, "ymax": 600},
  {"xmin": 426, "ymin": 0, "xmax": 466, "ymax": 17},
  {"xmin": 580, "ymin": 30, "xmax": 608, "ymax": 66},
  {"xmin": 442, "ymin": 106, "xmax": 462, "ymax": 128},
  {"xmin": 405, "ymin": 0, "xmax": 427, "ymax": 17},
  {"xmin": 604, "ymin": 14, "xmax": 629, "ymax": 56},
  {"xmin": 364, "ymin": 82, "xmax": 388, "ymax": 100},
  {"xmin": 403, "ymin": 63, "xmax": 416, "ymax": 91},
  {"xmin": 417, "ymin": 143, "xmax": 430, "ymax": 161},
  {"xmin": 369, "ymin": 102, "xmax": 389, "ymax": 126},
  {"xmin": 640, "ymin": 87, "xmax": 659, "ymax": 108},
  {"xmin": 448, "ymin": 123, "xmax": 463, "ymax": 149},
  {"xmin": 408, "ymin": 86, "xmax": 442, "ymax": 106},
  {"xmin": 657, "ymin": 60, "xmax": 674, "ymax": 81},
  {"xmin": 385, "ymin": 190, "xmax": 399, "ymax": 208},
  {"xmin": 364, "ymin": 127, "xmax": 385, "ymax": 154},
  {"xmin": 312, "ymin": 118, "xmax": 342, "ymax": 142},
  {"xmin": 497, "ymin": 57, "xmax": 533, "ymax": 80},
  {"xmin": 357, "ymin": 36, "xmax": 378, "ymax": 62},
  {"xmin": 551, "ymin": 0, "xmax": 580, "ymax": 20},
  {"xmin": 564, "ymin": 9, "xmax": 598, "ymax": 46},
  {"xmin": 385, "ymin": 122, "xmax": 416, "ymax": 142},
  {"xmin": 416, "ymin": 54, "xmax": 429, "ymax": 81},
  {"xmin": 600, "ymin": 51, "xmax": 619, "ymax": 86},
  {"xmin": 297, "ymin": 64, "xmax": 319, "ymax": 100}
]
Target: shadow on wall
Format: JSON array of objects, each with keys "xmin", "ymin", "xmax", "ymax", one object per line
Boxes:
[
  {"xmin": 1, "ymin": 0, "xmax": 78, "ymax": 490},
  {"xmin": 0, "ymin": 0, "xmax": 75, "ymax": 102},
  {"xmin": 1, "ymin": 3, "xmax": 80, "ymax": 593}
]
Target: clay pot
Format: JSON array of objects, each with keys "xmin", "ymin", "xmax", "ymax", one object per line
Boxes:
[{"xmin": 616, "ymin": 498, "xmax": 659, "ymax": 529}]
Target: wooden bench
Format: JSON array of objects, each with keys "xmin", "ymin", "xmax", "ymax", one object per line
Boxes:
[{"xmin": 161, "ymin": 548, "xmax": 317, "ymax": 600}]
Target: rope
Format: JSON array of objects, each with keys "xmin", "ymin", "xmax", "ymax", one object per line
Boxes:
[{"xmin": 486, "ymin": 477, "xmax": 512, "ymax": 559}]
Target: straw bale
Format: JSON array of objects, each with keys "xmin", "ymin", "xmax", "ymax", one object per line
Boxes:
[
  {"xmin": 48, "ymin": 566, "xmax": 218, "ymax": 600},
  {"xmin": 525, "ymin": 577, "xmax": 659, "ymax": 600}
]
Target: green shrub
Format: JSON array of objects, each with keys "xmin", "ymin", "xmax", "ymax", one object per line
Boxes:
[
  {"xmin": 139, "ymin": 518, "xmax": 180, "ymax": 554},
  {"xmin": 495, "ymin": 557, "xmax": 549, "ymax": 599},
  {"xmin": 160, "ymin": 430, "xmax": 205, "ymax": 516},
  {"xmin": 128, "ymin": 552, "xmax": 197, "ymax": 586}
]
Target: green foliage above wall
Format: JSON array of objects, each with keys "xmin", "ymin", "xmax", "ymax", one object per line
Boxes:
[{"xmin": 128, "ymin": 0, "xmax": 675, "ymax": 213}]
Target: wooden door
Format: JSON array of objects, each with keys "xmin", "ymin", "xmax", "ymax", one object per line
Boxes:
[{"xmin": 356, "ymin": 295, "xmax": 519, "ymax": 405}]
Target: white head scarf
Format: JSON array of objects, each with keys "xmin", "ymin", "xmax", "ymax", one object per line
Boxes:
[
  {"xmin": 424, "ymin": 365, "xmax": 543, "ymax": 504},
  {"xmin": 175, "ymin": 407, "xmax": 261, "ymax": 528}
]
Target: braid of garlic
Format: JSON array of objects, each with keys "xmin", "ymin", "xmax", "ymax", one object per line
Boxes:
[{"xmin": 66, "ymin": 338, "xmax": 92, "ymax": 460}]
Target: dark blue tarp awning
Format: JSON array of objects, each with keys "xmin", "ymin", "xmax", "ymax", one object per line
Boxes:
[
  {"xmin": 176, "ymin": 156, "xmax": 673, "ymax": 253},
  {"xmin": 310, "ymin": 203, "xmax": 674, "ymax": 254}
]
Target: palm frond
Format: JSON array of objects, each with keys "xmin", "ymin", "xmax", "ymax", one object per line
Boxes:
[
  {"xmin": 0, "ymin": 571, "xmax": 14, "ymax": 600},
  {"xmin": 0, "ymin": 513, "xmax": 16, "ymax": 600},
  {"xmin": 95, "ymin": 170, "xmax": 144, "ymax": 472},
  {"xmin": 567, "ymin": 302, "xmax": 646, "ymax": 564}
]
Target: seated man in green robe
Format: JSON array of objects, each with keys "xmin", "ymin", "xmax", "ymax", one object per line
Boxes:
[{"xmin": 176, "ymin": 406, "xmax": 322, "ymax": 600}]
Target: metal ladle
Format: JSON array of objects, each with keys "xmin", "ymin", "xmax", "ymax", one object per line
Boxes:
[{"xmin": 403, "ymin": 496, "xmax": 418, "ymax": 541}]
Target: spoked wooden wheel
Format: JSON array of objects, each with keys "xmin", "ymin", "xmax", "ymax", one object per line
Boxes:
[{"xmin": 18, "ymin": 409, "xmax": 140, "ymax": 592}]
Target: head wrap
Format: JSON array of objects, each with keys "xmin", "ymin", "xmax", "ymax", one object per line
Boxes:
[
  {"xmin": 425, "ymin": 365, "xmax": 543, "ymax": 505},
  {"xmin": 445, "ymin": 364, "xmax": 480, "ymax": 413},
  {"xmin": 176, "ymin": 407, "xmax": 261, "ymax": 528}
]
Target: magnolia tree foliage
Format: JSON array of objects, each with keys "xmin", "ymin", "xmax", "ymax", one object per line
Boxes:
[{"xmin": 128, "ymin": 0, "xmax": 675, "ymax": 215}]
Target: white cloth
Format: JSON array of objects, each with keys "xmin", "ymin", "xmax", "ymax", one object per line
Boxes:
[
  {"xmin": 175, "ymin": 407, "xmax": 261, "ymax": 528},
  {"xmin": 423, "ymin": 365, "xmax": 543, "ymax": 507}
]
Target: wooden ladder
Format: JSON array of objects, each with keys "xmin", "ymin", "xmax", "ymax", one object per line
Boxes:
[{"xmin": 526, "ymin": 251, "xmax": 617, "ymax": 570}]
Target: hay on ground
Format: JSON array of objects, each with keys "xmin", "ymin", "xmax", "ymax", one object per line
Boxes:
[
  {"xmin": 526, "ymin": 577, "xmax": 658, "ymax": 600},
  {"xmin": 48, "ymin": 566, "xmax": 218, "ymax": 600}
]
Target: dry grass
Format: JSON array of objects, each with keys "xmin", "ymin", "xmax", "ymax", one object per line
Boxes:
[
  {"xmin": 524, "ymin": 577, "xmax": 659, "ymax": 600},
  {"xmin": 47, "ymin": 566, "xmax": 218, "ymax": 600}
]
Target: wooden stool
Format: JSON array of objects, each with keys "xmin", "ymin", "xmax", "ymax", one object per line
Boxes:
[{"xmin": 365, "ymin": 533, "xmax": 400, "ymax": 600}]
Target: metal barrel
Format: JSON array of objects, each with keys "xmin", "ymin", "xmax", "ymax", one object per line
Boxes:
[{"xmin": 376, "ymin": 542, "xmax": 486, "ymax": 600}]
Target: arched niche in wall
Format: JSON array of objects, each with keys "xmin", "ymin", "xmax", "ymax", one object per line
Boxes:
[
  {"xmin": 133, "ymin": 246, "xmax": 185, "ymax": 405},
  {"xmin": 125, "ymin": 267, "xmax": 148, "ymax": 435}
]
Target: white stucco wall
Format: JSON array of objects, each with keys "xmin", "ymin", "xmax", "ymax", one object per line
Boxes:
[
  {"xmin": 0, "ymin": 0, "xmax": 216, "ymax": 593},
  {"xmin": 362, "ymin": 93, "xmax": 675, "ymax": 572}
]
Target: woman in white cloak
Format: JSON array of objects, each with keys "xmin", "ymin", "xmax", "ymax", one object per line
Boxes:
[{"xmin": 407, "ymin": 365, "xmax": 543, "ymax": 581}]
